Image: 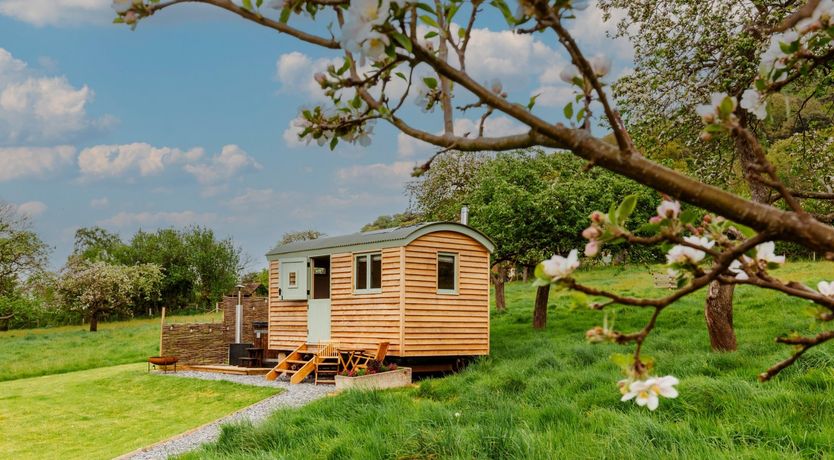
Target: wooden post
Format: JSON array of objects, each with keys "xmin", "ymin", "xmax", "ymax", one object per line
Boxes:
[{"xmin": 159, "ymin": 307, "xmax": 166, "ymax": 356}]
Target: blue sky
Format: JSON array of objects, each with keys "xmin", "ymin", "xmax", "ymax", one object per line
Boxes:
[{"xmin": 0, "ymin": 1, "xmax": 632, "ymax": 271}]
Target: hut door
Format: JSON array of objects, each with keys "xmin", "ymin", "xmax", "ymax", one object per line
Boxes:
[
  {"xmin": 279, "ymin": 257, "xmax": 307, "ymax": 301},
  {"xmin": 307, "ymin": 256, "xmax": 331, "ymax": 343}
]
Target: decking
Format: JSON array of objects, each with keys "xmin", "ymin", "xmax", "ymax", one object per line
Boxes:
[{"xmin": 181, "ymin": 364, "xmax": 272, "ymax": 375}]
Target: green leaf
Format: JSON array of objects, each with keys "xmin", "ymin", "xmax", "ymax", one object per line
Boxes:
[
  {"xmin": 616, "ymin": 194, "xmax": 638, "ymax": 225},
  {"xmin": 446, "ymin": 2, "xmax": 461, "ymax": 22},
  {"xmin": 527, "ymin": 94, "xmax": 540, "ymax": 111},
  {"xmin": 242, "ymin": 0, "xmax": 253, "ymax": 11},
  {"xmin": 424, "ymin": 31, "xmax": 438, "ymax": 39},
  {"xmin": 568, "ymin": 291, "xmax": 589, "ymax": 310},
  {"xmin": 391, "ymin": 32, "xmax": 413, "ymax": 52},
  {"xmin": 415, "ymin": 2, "xmax": 435, "ymax": 13},
  {"xmin": 423, "ymin": 77, "xmax": 438, "ymax": 90},
  {"xmin": 419, "ymin": 14, "xmax": 439, "ymax": 28},
  {"xmin": 489, "ymin": 0, "xmax": 516, "ymax": 26},
  {"xmin": 608, "ymin": 201, "xmax": 618, "ymax": 226},
  {"xmin": 279, "ymin": 6, "xmax": 292, "ymax": 23},
  {"xmin": 395, "ymin": 72, "xmax": 407, "ymax": 81},
  {"xmin": 563, "ymin": 101, "xmax": 574, "ymax": 119},
  {"xmin": 457, "ymin": 27, "xmax": 466, "ymax": 39},
  {"xmin": 256, "ymin": 0, "xmax": 263, "ymax": 7},
  {"xmin": 329, "ymin": 137, "xmax": 338, "ymax": 151},
  {"xmin": 679, "ymin": 209, "xmax": 699, "ymax": 225},
  {"xmin": 718, "ymin": 96, "xmax": 735, "ymax": 117}
]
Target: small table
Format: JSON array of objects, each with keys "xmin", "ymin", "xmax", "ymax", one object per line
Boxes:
[
  {"xmin": 241, "ymin": 347, "xmax": 264, "ymax": 368},
  {"xmin": 338, "ymin": 348, "xmax": 367, "ymax": 373}
]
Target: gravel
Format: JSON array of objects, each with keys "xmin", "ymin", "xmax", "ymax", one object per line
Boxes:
[{"xmin": 122, "ymin": 371, "xmax": 333, "ymax": 460}]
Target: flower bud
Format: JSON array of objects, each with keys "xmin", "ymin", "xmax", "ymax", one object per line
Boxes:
[
  {"xmin": 124, "ymin": 10, "xmax": 138, "ymax": 24},
  {"xmin": 590, "ymin": 211, "xmax": 604, "ymax": 223},
  {"xmin": 702, "ymin": 214, "xmax": 712, "ymax": 224},
  {"xmin": 699, "ymin": 131, "xmax": 713, "ymax": 142},
  {"xmin": 559, "ymin": 65, "xmax": 581, "ymax": 84},
  {"xmin": 590, "ymin": 55, "xmax": 612, "ymax": 77},
  {"xmin": 314, "ymin": 72, "xmax": 327, "ymax": 86},
  {"xmin": 581, "ymin": 226, "xmax": 601, "ymax": 240},
  {"xmin": 649, "ymin": 216, "xmax": 662, "ymax": 224},
  {"xmin": 585, "ymin": 240, "xmax": 600, "ymax": 257},
  {"xmin": 490, "ymin": 78, "xmax": 503, "ymax": 95}
]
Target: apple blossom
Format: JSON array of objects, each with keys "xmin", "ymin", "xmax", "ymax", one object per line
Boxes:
[
  {"xmin": 590, "ymin": 55, "xmax": 612, "ymax": 77},
  {"xmin": 581, "ymin": 225, "xmax": 601, "ymax": 240},
  {"xmin": 818, "ymin": 280, "xmax": 834, "ymax": 297},
  {"xmin": 267, "ymin": 0, "xmax": 287, "ymax": 9},
  {"xmin": 559, "ymin": 65, "xmax": 581, "ymax": 84},
  {"xmin": 728, "ymin": 259, "xmax": 750, "ymax": 281},
  {"xmin": 490, "ymin": 78, "xmax": 503, "ymax": 95},
  {"xmin": 666, "ymin": 235, "xmax": 714, "ymax": 266},
  {"xmin": 541, "ymin": 249, "xmax": 579, "ymax": 281},
  {"xmin": 656, "ymin": 199, "xmax": 681, "ymax": 219},
  {"xmin": 621, "ymin": 376, "xmax": 679, "ymax": 411},
  {"xmin": 112, "ymin": 0, "xmax": 132, "ymax": 14},
  {"xmin": 755, "ymin": 242, "xmax": 785, "ymax": 266},
  {"xmin": 740, "ymin": 88, "xmax": 767, "ymax": 119}
]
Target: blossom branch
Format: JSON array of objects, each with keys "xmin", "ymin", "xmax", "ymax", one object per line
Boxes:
[{"xmin": 759, "ymin": 330, "xmax": 834, "ymax": 381}]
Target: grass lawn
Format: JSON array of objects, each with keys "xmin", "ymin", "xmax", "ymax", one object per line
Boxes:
[
  {"xmin": 0, "ymin": 311, "xmax": 222, "ymax": 381},
  {"xmin": 185, "ymin": 260, "xmax": 834, "ymax": 459},
  {"xmin": 0, "ymin": 363, "xmax": 279, "ymax": 460}
]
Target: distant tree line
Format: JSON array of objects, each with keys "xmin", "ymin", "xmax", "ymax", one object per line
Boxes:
[{"xmin": 0, "ymin": 214, "xmax": 245, "ymax": 331}]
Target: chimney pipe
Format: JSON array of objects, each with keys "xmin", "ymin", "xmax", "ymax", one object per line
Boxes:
[{"xmin": 460, "ymin": 204, "xmax": 469, "ymax": 225}]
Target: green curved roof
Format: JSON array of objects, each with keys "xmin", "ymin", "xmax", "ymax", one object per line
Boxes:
[{"xmin": 266, "ymin": 222, "xmax": 494, "ymax": 259}]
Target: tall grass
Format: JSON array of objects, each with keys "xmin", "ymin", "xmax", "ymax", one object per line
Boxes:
[
  {"xmin": 185, "ymin": 261, "xmax": 834, "ymax": 459},
  {"xmin": 0, "ymin": 311, "xmax": 222, "ymax": 381}
]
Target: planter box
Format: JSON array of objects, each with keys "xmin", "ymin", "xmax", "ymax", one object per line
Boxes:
[{"xmin": 335, "ymin": 368, "xmax": 412, "ymax": 391}]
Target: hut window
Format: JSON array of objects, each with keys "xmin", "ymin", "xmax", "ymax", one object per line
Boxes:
[
  {"xmin": 288, "ymin": 272, "xmax": 297, "ymax": 288},
  {"xmin": 437, "ymin": 253, "xmax": 457, "ymax": 294},
  {"xmin": 355, "ymin": 252, "xmax": 382, "ymax": 293}
]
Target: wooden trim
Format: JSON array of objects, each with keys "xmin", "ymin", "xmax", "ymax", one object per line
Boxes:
[{"xmin": 399, "ymin": 246, "xmax": 406, "ymax": 356}]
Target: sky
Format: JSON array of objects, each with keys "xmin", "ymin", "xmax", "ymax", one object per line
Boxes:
[{"xmin": 0, "ymin": 0, "xmax": 633, "ymax": 271}]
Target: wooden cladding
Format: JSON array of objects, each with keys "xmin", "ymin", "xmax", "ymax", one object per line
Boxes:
[{"xmin": 268, "ymin": 229, "xmax": 491, "ymax": 358}]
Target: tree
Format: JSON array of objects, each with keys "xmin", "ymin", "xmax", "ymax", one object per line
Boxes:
[
  {"xmin": 361, "ymin": 212, "xmax": 422, "ymax": 231},
  {"xmin": 280, "ymin": 229, "xmax": 326, "ymax": 244},
  {"xmin": 600, "ymin": 0, "xmax": 834, "ymax": 351},
  {"xmin": 405, "ymin": 151, "xmax": 489, "ymax": 221},
  {"xmin": 57, "ymin": 259, "xmax": 162, "ymax": 331},
  {"xmin": 185, "ymin": 227, "xmax": 244, "ymax": 307},
  {"xmin": 72, "ymin": 227, "xmax": 125, "ymax": 262},
  {"xmin": 464, "ymin": 150, "xmax": 655, "ymax": 322},
  {"xmin": 0, "ymin": 202, "xmax": 49, "ymax": 298},
  {"xmin": 118, "ymin": 0, "xmax": 834, "ymax": 404}
]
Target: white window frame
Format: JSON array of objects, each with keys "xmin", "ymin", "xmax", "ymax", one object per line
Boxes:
[
  {"xmin": 436, "ymin": 252, "xmax": 458, "ymax": 295},
  {"xmin": 354, "ymin": 252, "xmax": 382, "ymax": 295}
]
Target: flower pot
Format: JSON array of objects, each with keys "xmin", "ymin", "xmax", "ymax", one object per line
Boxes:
[{"xmin": 335, "ymin": 367, "xmax": 412, "ymax": 391}]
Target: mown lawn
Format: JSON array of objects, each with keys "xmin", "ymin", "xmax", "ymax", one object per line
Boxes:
[
  {"xmin": 0, "ymin": 363, "xmax": 279, "ymax": 460},
  {"xmin": 186, "ymin": 261, "xmax": 834, "ymax": 459},
  {"xmin": 0, "ymin": 311, "xmax": 222, "ymax": 381}
]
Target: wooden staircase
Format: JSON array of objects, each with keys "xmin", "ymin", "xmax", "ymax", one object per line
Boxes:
[{"xmin": 265, "ymin": 342, "xmax": 340, "ymax": 384}]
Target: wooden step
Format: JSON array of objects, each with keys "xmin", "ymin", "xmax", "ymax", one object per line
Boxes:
[{"xmin": 286, "ymin": 359, "xmax": 309, "ymax": 365}]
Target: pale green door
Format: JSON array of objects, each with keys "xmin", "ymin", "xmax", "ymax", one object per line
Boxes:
[{"xmin": 307, "ymin": 299, "xmax": 331, "ymax": 343}]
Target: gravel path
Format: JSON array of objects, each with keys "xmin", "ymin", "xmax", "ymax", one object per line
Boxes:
[{"xmin": 121, "ymin": 372, "xmax": 333, "ymax": 460}]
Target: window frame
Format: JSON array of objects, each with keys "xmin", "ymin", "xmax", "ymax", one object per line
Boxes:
[
  {"xmin": 436, "ymin": 251, "xmax": 459, "ymax": 295},
  {"xmin": 354, "ymin": 251, "xmax": 383, "ymax": 295}
]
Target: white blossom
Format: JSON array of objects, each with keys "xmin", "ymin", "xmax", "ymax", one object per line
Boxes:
[
  {"xmin": 755, "ymin": 241, "xmax": 785, "ymax": 266},
  {"xmin": 267, "ymin": 0, "xmax": 287, "ymax": 9},
  {"xmin": 112, "ymin": 0, "xmax": 132, "ymax": 13},
  {"xmin": 339, "ymin": 0, "xmax": 393, "ymax": 64},
  {"xmin": 740, "ymin": 88, "xmax": 767, "ymax": 119},
  {"xmin": 348, "ymin": 0, "xmax": 390, "ymax": 26},
  {"xmin": 589, "ymin": 55, "xmax": 612, "ymax": 77},
  {"xmin": 728, "ymin": 259, "xmax": 749, "ymax": 281},
  {"xmin": 760, "ymin": 30, "xmax": 799, "ymax": 77},
  {"xmin": 359, "ymin": 31, "xmax": 390, "ymax": 62},
  {"xmin": 621, "ymin": 376, "xmax": 679, "ymax": 411},
  {"xmin": 656, "ymin": 199, "xmax": 680, "ymax": 219},
  {"xmin": 541, "ymin": 249, "xmax": 579, "ymax": 281},
  {"xmin": 818, "ymin": 280, "xmax": 834, "ymax": 297},
  {"xmin": 559, "ymin": 65, "xmax": 581, "ymax": 84},
  {"xmin": 490, "ymin": 78, "xmax": 503, "ymax": 95},
  {"xmin": 666, "ymin": 235, "xmax": 714, "ymax": 265}
]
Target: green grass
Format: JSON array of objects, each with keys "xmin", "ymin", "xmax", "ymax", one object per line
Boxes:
[
  {"xmin": 0, "ymin": 311, "xmax": 222, "ymax": 381},
  {"xmin": 0, "ymin": 363, "xmax": 279, "ymax": 460},
  {"xmin": 184, "ymin": 260, "xmax": 834, "ymax": 459}
]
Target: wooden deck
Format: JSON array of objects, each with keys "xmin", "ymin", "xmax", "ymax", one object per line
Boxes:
[{"xmin": 181, "ymin": 364, "xmax": 272, "ymax": 375}]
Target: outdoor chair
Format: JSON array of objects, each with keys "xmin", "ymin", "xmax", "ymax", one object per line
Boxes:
[{"xmin": 353, "ymin": 341, "xmax": 390, "ymax": 370}]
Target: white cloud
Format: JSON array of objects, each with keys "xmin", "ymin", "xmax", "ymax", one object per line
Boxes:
[
  {"xmin": 0, "ymin": 145, "xmax": 76, "ymax": 181},
  {"xmin": 336, "ymin": 161, "xmax": 415, "ymax": 189},
  {"xmin": 0, "ymin": 0, "xmax": 109, "ymax": 27},
  {"xmin": 0, "ymin": 48, "xmax": 108, "ymax": 145},
  {"xmin": 183, "ymin": 144, "xmax": 262, "ymax": 184},
  {"xmin": 282, "ymin": 117, "xmax": 307, "ymax": 149},
  {"xmin": 465, "ymin": 28, "xmax": 567, "ymax": 87},
  {"xmin": 78, "ymin": 143, "xmax": 204, "ymax": 179},
  {"xmin": 223, "ymin": 188, "xmax": 298, "ymax": 210},
  {"xmin": 15, "ymin": 201, "xmax": 47, "ymax": 218},
  {"xmin": 275, "ymin": 52, "xmax": 339, "ymax": 103},
  {"xmin": 90, "ymin": 197, "xmax": 109, "ymax": 208},
  {"xmin": 397, "ymin": 115, "xmax": 525, "ymax": 158},
  {"xmin": 98, "ymin": 210, "xmax": 218, "ymax": 228}
]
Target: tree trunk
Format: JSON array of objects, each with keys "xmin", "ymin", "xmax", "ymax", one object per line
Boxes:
[
  {"xmin": 700, "ymin": 113, "xmax": 767, "ymax": 352},
  {"xmin": 522, "ymin": 266, "xmax": 528, "ymax": 283},
  {"xmin": 89, "ymin": 310, "xmax": 99, "ymax": 332},
  {"xmin": 704, "ymin": 281, "xmax": 737, "ymax": 351},
  {"xmin": 533, "ymin": 285, "xmax": 549, "ymax": 329},
  {"xmin": 492, "ymin": 265, "xmax": 507, "ymax": 311}
]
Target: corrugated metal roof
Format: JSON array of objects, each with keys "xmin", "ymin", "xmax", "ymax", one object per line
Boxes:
[{"xmin": 266, "ymin": 222, "xmax": 494, "ymax": 257}]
